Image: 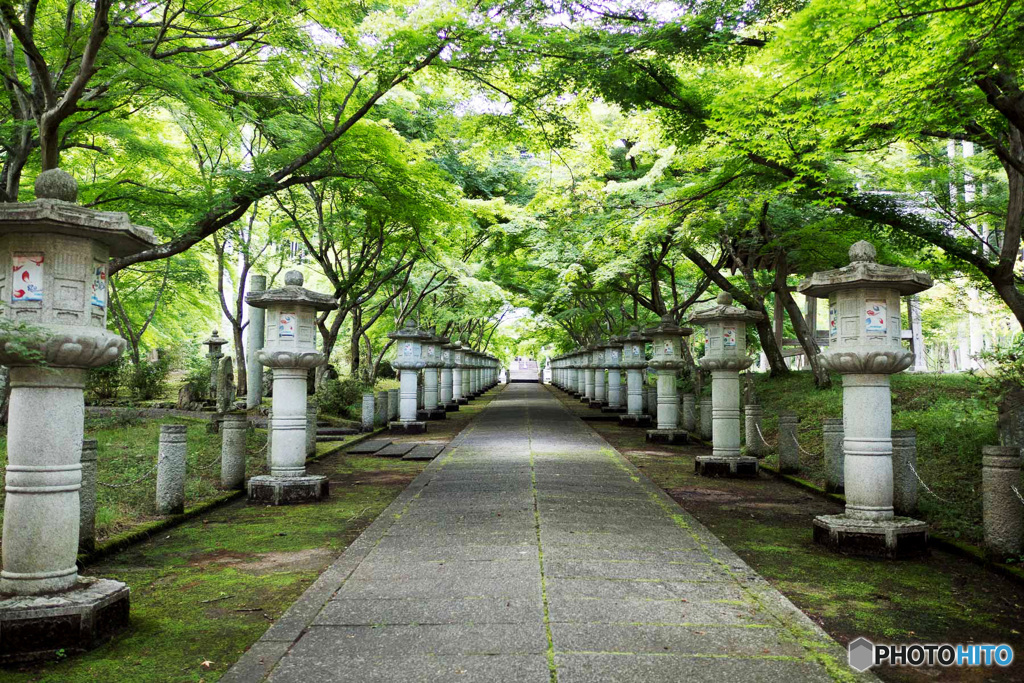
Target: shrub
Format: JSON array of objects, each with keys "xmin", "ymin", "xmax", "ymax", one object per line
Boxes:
[
  {"xmin": 318, "ymin": 378, "xmax": 370, "ymax": 418},
  {"xmin": 86, "ymin": 356, "xmax": 125, "ymax": 401},
  {"xmin": 127, "ymin": 357, "xmax": 172, "ymax": 401}
]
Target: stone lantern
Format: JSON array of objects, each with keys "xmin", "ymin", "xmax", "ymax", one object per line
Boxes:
[
  {"xmin": 581, "ymin": 345, "xmax": 596, "ymax": 403},
  {"xmin": 689, "ymin": 292, "xmax": 765, "ymax": 476},
  {"xmin": 245, "ymin": 270, "xmax": 334, "ymax": 505},
  {"xmin": 203, "ymin": 329, "xmax": 228, "ymax": 398},
  {"xmin": 575, "ymin": 349, "xmax": 587, "ymax": 398},
  {"xmin": 619, "ymin": 328, "xmax": 652, "ymax": 427},
  {"xmin": 452, "ymin": 342, "xmax": 468, "ymax": 405},
  {"xmin": 797, "ymin": 241, "xmax": 933, "ymax": 558},
  {"xmin": 602, "ymin": 340, "xmax": 625, "ymax": 413},
  {"xmin": 0, "ymin": 169, "xmax": 157, "ymax": 661},
  {"xmin": 388, "ymin": 322, "xmax": 428, "ymax": 433},
  {"xmin": 588, "ymin": 345, "xmax": 606, "ymax": 408},
  {"xmin": 644, "ymin": 314, "xmax": 692, "ymax": 444},
  {"xmin": 418, "ymin": 328, "xmax": 447, "ymax": 420},
  {"xmin": 440, "ymin": 340, "xmax": 459, "ymax": 412}
]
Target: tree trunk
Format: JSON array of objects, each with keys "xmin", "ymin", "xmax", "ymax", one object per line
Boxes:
[
  {"xmin": 232, "ymin": 325, "xmax": 247, "ymax": 397},
  {"xmin": 774, "ymin": 253, "xmax": 832, "ymax": 389}
]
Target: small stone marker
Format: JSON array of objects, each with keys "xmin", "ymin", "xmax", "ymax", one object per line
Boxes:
[
  {"xmin": 346, "ymin": 439, "xmax": 392, "ymax": 455},
  {"xmin": 745, "ymin": 404, "xmax": 764, "ymax": 459},
  {"xmin": 375, "ymin": 390, "xmax": 388, "ymax": 427},
  {"xmin": 361, "ymin": 393, "xmax": 375, "ymax": 432},
  {"xmin": 699, "ymin": 396, "xmax": 713, "ymax": 441},
  {"xmin": 682, "ymin": 393, "xmax": 696, "ymax": 432},
  {"xmin": 388, "ymin": 388, "xmax": 400, "ymax": 419},
  {"xmin": 306, "ymin": 401, "xmax": 317, "ymax": 456},
  {"xmin": 823, "ymin": 418, "xmax": 844, "ymax": 493},
  {"xmin": 891, "ymin": 429, "xmax": 918, "ymax": 515},
  {"xmin": 778, "ymin": 412, "xmax": 800, "ymax": 474},
  {"xmin": 221, "ymin": 412, "xmax": 247, "ymax": 490},
  {"xmin": 156, "ymin": 424, "xmax": 187, "ymax": 515},
  {"xmin": 216, "ymin": 355, "xmax": 234, "ymax": 414},
  {"xmin": 403, "ymin": 444, "xmax": 445, "ymax": 461},
  {"xmin": 982, "ymin": 445, "xmax": 1022, "ymax": 558},
  {"xmin": 79, "ymin": 440, "xmax": 99, "ymax": 553},
  {"xmin": 376, "ymin": 442, "xmax": 417, "ymax": 458}
]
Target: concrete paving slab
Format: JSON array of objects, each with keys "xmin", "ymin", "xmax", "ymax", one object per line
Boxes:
[
  {"xmin": 225, "ymin": 383, "xmax": 865, "ymax": 683},
  {"xmin": 403, "ymin": 444, "xmax": 445, "ymax": 460},
  {"xmin": 344, "ymin": 439, "xmax": 391, "ymax": 454},
  {"xmin": 375, "ymin": 442, "xmax": 417, "ymax": 457}
]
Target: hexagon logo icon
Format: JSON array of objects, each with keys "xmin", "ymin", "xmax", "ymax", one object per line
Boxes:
[{"xmin": 848, "ymin": 637, "xmax": 875, "ymax": 672}]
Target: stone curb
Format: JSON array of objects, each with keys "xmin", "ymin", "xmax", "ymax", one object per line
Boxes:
[
  {"xmin": 545, "ymin": 384, "xmax": 878, "ymax": 682},
  {"xmin": 220, "ymin": 388, "xmax": 503, "ymax": 683},
  {"xmin": 77, "ymin": 427, "xmax": 388, "ymax": 569},
  {"xmin": 758, "ymin": 462, "xmax": 1024, "ymax": 585}
]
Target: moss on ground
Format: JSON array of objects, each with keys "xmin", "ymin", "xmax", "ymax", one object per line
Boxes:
[{"xmin": 551, "ymin": 387, "xmax": 1024, "ymax": 683}]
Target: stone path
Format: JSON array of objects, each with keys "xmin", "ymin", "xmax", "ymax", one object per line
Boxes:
[{"xmin": 224, "ymin": 383, "xmax": 856, "ymax": 683}]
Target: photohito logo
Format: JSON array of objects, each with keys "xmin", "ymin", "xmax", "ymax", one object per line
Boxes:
[{"xmin": 848, "ymin": 638, "xmax": 1014, "ymax": 672}]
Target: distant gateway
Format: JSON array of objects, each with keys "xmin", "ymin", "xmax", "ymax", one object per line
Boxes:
[{"xmin": 509, "ymin": 357, "xmax": 540, "ymax": 383}]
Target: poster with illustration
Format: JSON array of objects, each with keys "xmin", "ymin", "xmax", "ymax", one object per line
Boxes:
[
  {"xmin": 11, "ymin": 252, "xmax": 43, "ymax": 302},
  {"xmin": 663, "ymin": 341, "xmax": 673, "ymax": 355},
  {"xmin": 91, "ymin": 264, "xmax": 107, "ymax": 308},
  {"xmin": 278, "ymin": 313, "xmax": 296, "ymax": 339},
  {"xmin": 865, "ymin": 301, "xmax": 887, "ymax": 334},
  {"xmin": 723, "ymin": 326, "xmax": 737, "ymax": 348},
  {"xmin": 403, "ymin": 342, "xmax": 413, "ymax": 356},
  {"xmin": 426, "ymin": 345, "xmax": 435, "ymax": 357},
  {"xmin": 829, "ymin": 305, "xmax": 838, "ymax": 338},
  {"xmin": 632, "ymin": 344, "xmax": 641, "ymax": 357}
]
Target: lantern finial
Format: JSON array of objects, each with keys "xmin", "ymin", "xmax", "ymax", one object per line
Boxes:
[
  {"xmin": 34, "ymin": 168, "xmax": 78, "ymax": 203},
  {"xmin": 284, "ymin": 270, "xmax": 304, "ymax": 286},
  {"xmin": 716, "ymin": 292, "xmax": 733, "ymax": 306},
  {"xmin": 849, "ymin": 241, "xmax": 877, "ymax": 263}
]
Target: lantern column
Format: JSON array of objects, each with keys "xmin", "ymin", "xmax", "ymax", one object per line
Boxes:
[
  {"xmin": 602, "ymin": 340, "xmax": 625, "ymax": 413},
  {"xmin": 589, "ymin": 345, "xmax": 606, "ymax": 408},
  {"xmin": 441, "ymin": 340, "xmax": 458, "ymax": 411},
  {"xmin": 618, "ymin": 328, "xmax": 653, "ymax": 428},
  {"xmin": 798, "ymin": 241, "xmax": 932, "ymax": 558},
  {"xmin": 418, "ymin": 328, "xmax": 447, "ymax": 420},
  {"xmin": 689, "ymin": 293, "xmax": 764, "ymax": 477},
  {"xmin": 645, "ymin": 315, "xmax": 691, "ymax": 444}
]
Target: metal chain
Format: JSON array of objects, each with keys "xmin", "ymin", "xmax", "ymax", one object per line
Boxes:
[
  {"xmin": 98, "ymin": 462, "xmax": 158, "ymax": 489},
  {"xmin": 906, "ymin": 461, "xmax": 954, "ymax": 504}
]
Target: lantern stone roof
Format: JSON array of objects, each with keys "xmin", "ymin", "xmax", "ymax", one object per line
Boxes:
[
  {"xmin": 622, "ymin": 326, "xmax": 651, "ymax": 344},
  {"xmin": 245, "ymin": 271, "xmax": 336, "ymax": 311},
  {"xmin": 0, "ymin": 198, "xmax": 158, "ymax": 257},
  {"xmin": 797, "ymin": 241, "xmax": 933, "ymax": 297},
  {"xmin": 388, "ymin": 321, "xmax": 428, "ymax": 341},
  {"xmin": 644, "ymin": 313, "xmax": 693, "ymax": 338},
  {"xmin": 203, "ymin": 330, "xmax": 228, "ymax": 349},
  {"xmin": 688, "ymin": 292, "xmax": 765, "ymax": 325}
]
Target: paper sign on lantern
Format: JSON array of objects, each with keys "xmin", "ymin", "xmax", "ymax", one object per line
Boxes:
[
  {"xmin": 11, "ymin": 252, "xmax": 43, "ymax": 303},
  {"xmin": 278, "ymin": 313, "xmax": 296, "ymax": 339},
  {"xmin": 91, "ymin": 264, "xmax": 107, "ymax": 308},
  {"xmin": 723, "ymin": 326, "xmax": 737, "ymax": 348},
  {"xmin": 829, "ymin": 305, "xmax": 838, "ymax": 338},
  {"xmin": 865, "ymin": 301, "xmax": 887, "ymax": 334},
  {"xmin": 632, "ymin": 345, "xmax": 640, "ymax": 356},
  {"xmin": 663, "ymin": 341, "xmax": 673, "ymax": 355}
]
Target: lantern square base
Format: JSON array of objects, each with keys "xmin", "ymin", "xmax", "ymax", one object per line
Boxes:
[
  {"xmin": 601, "ymin": 405, "xmax": 626, "ymax": 414},
  {"xmin": 416, "ymin": 408, "xmax": 447, "ymax": 421},
  {"xmin": 588, "ymin": 400, "xmax": 605, "ymax": 409},
  {"xmin": 646, "ymin": 429, "xmax": 690, "ymax": 445},
  {"xmin": 0, "ymin": 576, "xmax": 130, "ymax": 663},
  {"xmin": 618, "ymin": 414, "xmax": 652, "ymax": 428},
  {"xmin": 456, "ymin": 397, "xmax": 469, "ymax": 405},
  {"xmin": 247, "ymin": 475, "xmax": 329, "ymax": 506},
  {"xmin": 812, "ymin": 515, "xmax": 928, "ymax": 559},
  {"xmin": 695, "ymin": 455, "xmax": 758, "ymax": 478},
  {"xmin": 443, "ymin": 402, "xmax": 459, "ymax": 412},
  {"xmin": 579, "ymin": 396, "xmax": 591, "ymax": 403},
  {"xmin": 389, "ymin": 420, "xmax": 427, "ymax": 434}
]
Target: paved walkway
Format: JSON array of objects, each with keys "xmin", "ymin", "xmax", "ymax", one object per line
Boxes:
[{"xmin": 224, "ymin": 383, "xmax": 854, "ymax": 682}]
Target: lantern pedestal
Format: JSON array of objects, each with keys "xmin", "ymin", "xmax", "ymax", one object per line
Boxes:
[
  {"xmin": 812, "ymin": 515, "xmax": 928, "ymax": 560},
  {"xmin": 248, "ymin": 474, "xmax": 329, "ymax": 506},
  {"xmin": 695, "ymin": 455, "xmax": 759, "ymax": 478}
]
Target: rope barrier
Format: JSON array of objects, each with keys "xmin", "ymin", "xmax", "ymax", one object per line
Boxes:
[
  {"xmin": 98, "ymin": 463, "xmax": 158, "ymax": 489},
  {"xmin": 907, "ymin": 461, "xmax": 954, "ymax": 504},
  {"xmin": 754, "ymin": 423, "xmax": 776, "ymax": 448},
  {"xmin": 1013, "ymin": 485, "xmax": 1024, "ymax": 508}
]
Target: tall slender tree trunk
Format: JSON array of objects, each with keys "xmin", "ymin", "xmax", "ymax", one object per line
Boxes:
[{"xmin": 774, "ymin": 254, "xmax": 832, "ymax": 388}]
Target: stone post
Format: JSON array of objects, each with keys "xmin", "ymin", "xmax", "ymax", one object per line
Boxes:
[
  {"xmin": 216, "ymin": 355, "xmax": 235, "ymax": 417},
  {"xmin": 982, "ymin": 446, "xmax": 1023, "ymax": 558},
  {"xmin": 744, "ymin": 404, "xmax": 764, "ymax": 458},
  {"xmin": 306, "ymin": 400, "xmax": 318, "ymax": 456},
  {"xmin": 798, "ymin": 240, "xmax": 932, "ymax": 558},
  {"xmin": 891, "ymin": 429, "xmax": 917, "ymax": 516},
  {"xmin": 682, "ymin": 393, "xmax": 697, "ymax": 432},
  {"xmin": 388, "ymin": 388, "xmax": 399, "ymax": 420},
  {"xmin": 823, "ymin": 418, "xmax": 844, "ymax": 493},
  {"xmin": 644, "ymin": 315, "xmax": 690, "ymax": 444},
  {"xmin": 688, "ymin": 292, "xmax": 764, "ymax": 477},
  {"xmin": 221, "ymin": 412, "xmax": 247, "ymax": 490},
  {"xmin": 389, "ymin": 322, "xmax": 428, "ymax": 434},
  {"xmin": 79, "ymin": 440, "xmax": 98, "ymax": 553},
  {"xmin": 361, "ymin": 393, "xmax": 375, "ymax": 432},
  {"xmin": 778, "ymin": 412, "xmax": 800, "ymax": 474},
  {"xmin": 156, "ymin": 424, "xmax": 187, "ymax": 515},
  {"xmin": 619, "ymin": 329, "xmax": 652, "ymax": 428},
  {"xmin": 375, "ymin": 391, "xmax": 388, "ymax": 427},
  {"xmin": 699, "ymin": 396, "xmax": 713, "ymax": 441},
  {"xmin": 246, "ymin": 274, "xmax": 267, "ymax": 409},
  {"xmin": 245, "ymin": 270, "xmax": 334, "ymax": 504},
  {"xmin": 0, "ymin": 170, "xmax": 158, "ymax": 660}
]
